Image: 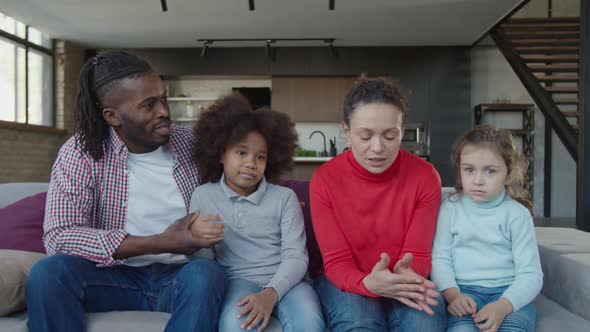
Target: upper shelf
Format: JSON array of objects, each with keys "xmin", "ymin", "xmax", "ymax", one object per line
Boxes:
[{"xmin": 167, "ymin": 97, "xmax": 217, "ymax": 102}]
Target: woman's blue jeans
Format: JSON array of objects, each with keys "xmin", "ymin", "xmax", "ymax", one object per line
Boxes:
[
  {"xmin": 26, "ymin": 254, "xmax": 227, "ymax": 332},
  {"xmin": 314, "ymin": 274, "xmax": 447, "ymax": 332}
]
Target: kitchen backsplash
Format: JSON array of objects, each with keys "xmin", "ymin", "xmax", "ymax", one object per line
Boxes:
[{"xmin": 295, "ymin": 122, "xmax": 348, "ymax": 156}]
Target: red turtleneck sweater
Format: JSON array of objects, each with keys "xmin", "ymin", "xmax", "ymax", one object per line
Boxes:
[{"xmin": 310, "ymin": 150, "xmax": 441, "ymax": 297}]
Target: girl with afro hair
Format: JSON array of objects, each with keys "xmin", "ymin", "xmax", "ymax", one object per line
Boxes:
[{"xmin": 188, "ymin": 93, "xmax": 324, "ymax": 332}]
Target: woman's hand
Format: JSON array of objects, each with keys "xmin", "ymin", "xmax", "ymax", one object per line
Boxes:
[
  {"xmin": 236, "ymin": 288, "xmax": 279, "ymax": 332},
  {"xmin": 363, "ymin": 253, "xmax": 440, "ymax": 315},
  {"xmin": 447, "ymin": 293, "xmax": 476, "ymax": 317},
  {"xmin": 473, "ymin": 298, "xmax": 513, "ymax": 332}
]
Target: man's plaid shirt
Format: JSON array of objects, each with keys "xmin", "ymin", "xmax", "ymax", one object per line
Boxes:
[{"xmin": 43, "ymin": 125, "xmax": 200, "ymax": 266}]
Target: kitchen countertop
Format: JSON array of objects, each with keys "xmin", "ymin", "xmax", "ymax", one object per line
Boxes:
[{"xmin": 294, "ymin": 157, "xmax": 333, "ymax": 162}]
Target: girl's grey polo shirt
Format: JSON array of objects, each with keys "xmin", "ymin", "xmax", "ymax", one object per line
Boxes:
[{"xmin": 188, "ymin": 175, "xmax": 308, "ymax": 300}]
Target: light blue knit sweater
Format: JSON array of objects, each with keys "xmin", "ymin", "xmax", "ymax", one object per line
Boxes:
[{"xmin": 431, "ymin": 191, "xmax": 543, "ymax": 311}]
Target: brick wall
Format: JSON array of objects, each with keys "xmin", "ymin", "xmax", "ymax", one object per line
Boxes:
[
  {"xmin": 0, "ymin": 126, "xmax": 68, "ymax": 182},
  {"xmin": 56, "ymin": 41, "xmax": 86, "ymax": 132},
  {"xmin": 0, "ymin": 40, "xmax": 85, "ymax": 183}
]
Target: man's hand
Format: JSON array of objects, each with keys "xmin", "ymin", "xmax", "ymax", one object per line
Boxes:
[
  {"xmin": 362, "ymin": 253, "xmax": 439, "ymax": 315},
  {"xmin": 447, "ymin": 293, "xmax": 477, "ymax": 317},
  {"xmin": 160, "ymin": 211, "xmax": 223, "ymax": 254},
  {"xmin": 189, "ymin": 211, "xmax": 224, "ymax": 240},
  {"xmin": 473, "ymin": 298, "xmax": 513, "ymax": 332},
  {"xmin": 236, "ymin": 288, "xmax": 279, "ymax": 332}
]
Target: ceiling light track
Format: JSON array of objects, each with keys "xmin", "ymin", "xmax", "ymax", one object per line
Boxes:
[
  {"xmin": 197, "ymin": 38, "xmax": 337, "ymax": 60},
  {"xmin": 197, "ymin": 38, "xmax": 335, "ymax": 43},
  {"xmin": 161, "ymin": 0, "xmax": 333, "ymax": 13}
]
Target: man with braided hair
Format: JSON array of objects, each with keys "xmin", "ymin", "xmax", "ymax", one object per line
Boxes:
[{"xmin": 26, "ymin": 51, "xmax": 226, "ymax": 332}]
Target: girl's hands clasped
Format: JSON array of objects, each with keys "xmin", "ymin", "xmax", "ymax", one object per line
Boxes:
[
  {"xmin": 473, "ymin": 298, "xmax": 513, "ymax": 332},
  {"xmin": 447, "ymin": 293, "xmax": 477, "ymax": 317}
]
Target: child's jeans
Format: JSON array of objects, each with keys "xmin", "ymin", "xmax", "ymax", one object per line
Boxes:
[
  {"xmin": 448, "ymin": 284, "xmax": 537, "ymax": 332},
  {"xmin": 219, "ymin": 277, "xmax": 324, "ymax": 332}
]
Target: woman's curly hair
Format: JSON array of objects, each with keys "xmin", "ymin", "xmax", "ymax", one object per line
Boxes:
[
  {"xmin": 343, "ymin": 76, "xmax": 410, "ymax": 128},
  {"xmin": 451, "ymin": 124, "xmax": 533, "ymax": 214},
  {"xmin": 193, "ymin": 93, "xmax": 298, "ymax": 184}
]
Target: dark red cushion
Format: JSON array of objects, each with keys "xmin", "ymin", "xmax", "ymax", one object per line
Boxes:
[
  {"xmin": 280, "ymin": 180, "xmax": 323, "ymax": 277},
  {"xmin": 0, "ymin": 192, "xmax": 46, "ymax": 253}
]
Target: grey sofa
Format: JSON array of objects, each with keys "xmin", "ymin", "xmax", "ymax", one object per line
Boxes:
[
  {"xmin": 1, "ymin": 183, "xmax": 590, "ymax": 331},
  {"xmin": 0, "ymin": 182, "xmax": 284, "ymax": 332}
]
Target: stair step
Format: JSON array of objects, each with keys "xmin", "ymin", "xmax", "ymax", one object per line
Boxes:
[
  {"xmin": 502, "ymin": 22, "xmax": 580, "ymax": 29},
  {"xmin": 545, "ymin": 86, "xmax": 579, "ymax": 93},
  {"xmin": 535, "ymin": 74, "xmax": 579, "ymax": 82},
  {"xmin": 510, "ymin": 38, "xmax": 580, "ymax": 46},
  {"xmin": 561, "ymin": 111, "xmax": 579, "ymax": 117},
  {"xmin": 506, "ymin": 31, "xmax": 579, "ymax": 38},
  {"xmin": 521, "ymin": 54, "xmax": 579, "ymax": 62},
  {"xmin": 516, "ymin": 46, "xmax": 579, "ymax": 54},
  {"xmin": 506, "ymin": 17, "xmax": 580, "ymax": 24},
  {"xmin": 528, "ymin": 63, "xmax": 579, "ymax": 72},
  {"xmin": 553, "ymin": 98, "xmax": 579, "ymax": 105},
  {"xmin": 507, "ymin": 129, "xmax": 531, "ymax": 136}
]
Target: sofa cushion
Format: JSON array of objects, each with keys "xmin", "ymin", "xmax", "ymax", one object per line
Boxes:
[
  {"xmin": 0, "ymin": 192, "xmax": 46, "ymax": 254},
  {"xmin": 538, "ymin": 251, "xmax": 590, "ymax": 322},
  {"xmin": 0, "ymin": 183, "xmax": 49, "ymax": 208},
  {"xmin": 0, "ymin": 311, "xmax": 28, "ymax": 332},
  {"xmin": 535, "ymin": 227, "xmax": 590, "ymax": 254},
  {"xmin": 85, "ymin": 311, "xmax": 170, "ymax": 332},
  {"xmin": 279, "ymin": 180, "xmax": 323, "ymax": 278},
  {"xmin": 85, "ymin": 312, "xmax": 284, "ymax": 332},
  {"xmin": 0, "ymin": 250, "xmax": 46, "ymax": 316},
  {"xmin": 534, "ymin": 293, "xmax": 590, "ymax": 332}
]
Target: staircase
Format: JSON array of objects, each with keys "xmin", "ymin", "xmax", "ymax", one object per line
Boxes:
[{"xmin": 491, "ymin": 17, "xmax": 580, "ymax": 161}]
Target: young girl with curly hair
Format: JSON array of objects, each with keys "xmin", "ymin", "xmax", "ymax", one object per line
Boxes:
[
  {"xmin": 431, "ymin": 125, "xmax": 543, "ymax": 332},
  {"xmin": 188, "ymin": 93, "xmax": 324, "ymax": 332}
]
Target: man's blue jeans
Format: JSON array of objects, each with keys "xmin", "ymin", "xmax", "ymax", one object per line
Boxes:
[
  {"xmin": 314, "ymin": 275, "xmax": 447, "ymax": 332},
  {"xmin": 26, "ymin": 254, "xmax": 227, "ymax": 332}
]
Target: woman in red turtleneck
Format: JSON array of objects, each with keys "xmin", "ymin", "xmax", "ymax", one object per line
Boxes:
[{"xmin": 310, "ymin": 77, "xmax": 446, "ymax": 332}]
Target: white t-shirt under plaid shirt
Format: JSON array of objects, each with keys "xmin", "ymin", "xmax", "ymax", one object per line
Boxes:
[{"xmin": 43, "ymin": 124, "xmax": 200, "ymax": 267}]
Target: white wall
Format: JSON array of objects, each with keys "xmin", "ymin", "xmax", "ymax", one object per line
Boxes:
[{"xmin": 470, "ymin": 46, "xmax": 576, "ymax": 217}]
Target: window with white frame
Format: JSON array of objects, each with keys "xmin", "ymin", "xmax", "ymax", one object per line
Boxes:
[{"xmin": 0, "ymin": 12, "xmax": 53, "ymax": 127}]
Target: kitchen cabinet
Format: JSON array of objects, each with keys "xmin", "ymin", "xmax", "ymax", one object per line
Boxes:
[
  {"xmin": 271, "ymin": 76, "xmax": 356, "ymax": 122},
  {"xmin": 162, "ymin": 75, "xmax": 271, "ymax": 126},
  {"xmin": 167, "ymin": 97, "xmax": 215, "ymax": 126}
]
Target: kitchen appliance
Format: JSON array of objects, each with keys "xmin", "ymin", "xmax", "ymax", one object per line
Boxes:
[{"xmin": 401, "ymin": 122, "xmax": 430, "ymax": 160}]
